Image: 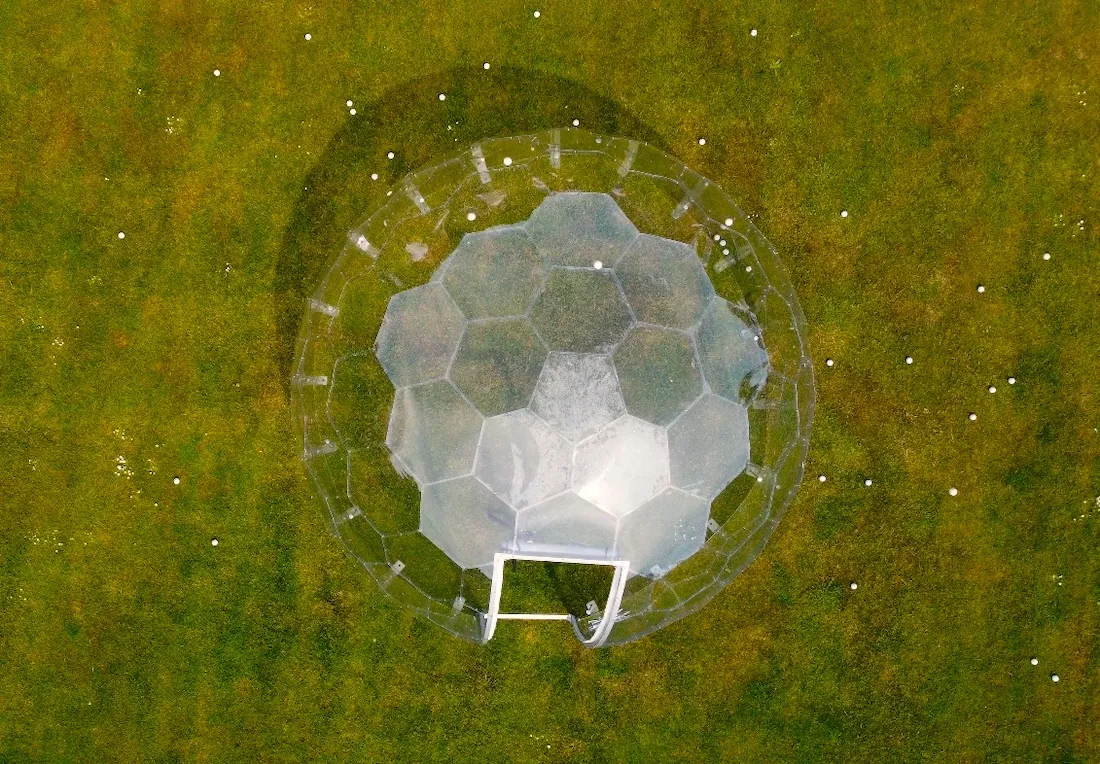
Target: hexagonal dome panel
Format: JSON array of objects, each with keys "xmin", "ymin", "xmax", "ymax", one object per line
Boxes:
[
  {"xmin": 616, "ymin": 234, "xmax": 715, "ymax": 329},
  {"xmin": 616, "ymin": 488, "xmax": 709, "ymax": 577},
  {"xmin": 374, "ymin": 284, "xmax": 465, "ymax": 387},
  {"xmin": 420, "ymin": 476, "xmax": 517, "ymax": 570},
  {"xmin": 442, "ymin": 226, "xmax": 547, "ymax": 318},
  {"xmin": 668, "ymin": 393, "xmax": 750, "ymax": 499},
  {"xmin": 474, "ymin": 409, "xmax": 572, "ymax": 510},
  {"xmin": 613, "ymin": 327, "xmax": 703, "ymax": 426},
  {"xmin": 386, "ymin": 380, "xmax": 483, "ymax": 484},
  {"xmin": 529, "ymin": 269, "xmax": 633, "ymax": 353},
  {"xmin": 449, "ymin": 318, "xmax": 547, "ymax": 417},
  {"xmin": 529, "ymin": 352, "xmax": 625, "ymax": 443},
  {"xmin": 524, "ymin": 192, "xmax": 639, "ymax": 267},
  {"xmin": 572, "ymin": 415, "xmax": 669, "ymax": 518},
  {"xmin": 516, "ymin": 492, "xmax": 617, "ymax": 553},
  {"xmin": 696, "ymin": 298, "xmax": 770, "ymax": 402}
]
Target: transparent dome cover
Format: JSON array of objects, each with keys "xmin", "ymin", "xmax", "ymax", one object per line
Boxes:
[{"xmin": 292, "ymin": 128, "xmax": 814, "ymax": 646}]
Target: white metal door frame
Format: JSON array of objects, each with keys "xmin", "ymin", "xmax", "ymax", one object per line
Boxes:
[{"xmin": 481, "ymin": 552, "xmax": 630, "ymax": 648}]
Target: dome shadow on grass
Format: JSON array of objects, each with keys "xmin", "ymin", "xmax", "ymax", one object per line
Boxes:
[{"xmin": 274, "ymin": 65, "xmax": 670, "ymax": 395}]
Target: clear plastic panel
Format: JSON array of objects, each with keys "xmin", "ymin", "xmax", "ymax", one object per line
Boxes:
[
  {"xmin": 516, "ymin": 492, "xmax": 617, "ymax": 552},
  {"xmin": 447, "ymin": 318, "xmax": 547, "ymax": 417},
  {"xmin": 554, "ymin": 151, "xmax": 625, "ymax": 193},
  {"xmin": 695, "ymin": 298, "xmax": 769, "ymax": 403},
  {"xmin": 385, "ymin": 531, "xmax": 463, "ymax": 601},
  {"xmin": 311, "ymin": 256, "xmax": 350, "ymax": 312},
  {"xmin": 420, "ymin": 477, "xmax": 517, "ymax": 570},
  {"xmin": 335, "ymin": 512, "xmax": 387, "ymax": 566},
  {"xmin": 442, "ymin": 227, "xmax": 548, "ymax": 318},
  {"xmin": 613, "ymin": 326, "xmax": 703, "ymax": 426},
  {"xmin": 617, "ymin": 488, "xmax": 709, "ymax": 576},
  {"xmin": 667, "ymin": 393, "xmax": 751, "ymax": 500},
  {"xmin": 409, "ymin": 156, "xmax": 475, "ymax": 212},
  {"xmin": 327, "ymin": 353, "xmax": 393, "ymax": 451},
  {"xmin": 474, "ymin": 409, "xmax": 572, "ymax": 510},
  {"xmin": 525, "ymin": 192, "xmax": 639, "ymax": 267},
  {"xmin": 331, "ymin": 277, "xmax": 388, "ymax": 353},
  {"xmin": 478, "ymin": 134, "xmax": 543, "ymax": 171},
  {"xmin": 529, "ymin": 269, "xmax": 633, "ymax": 353},
  {"xmin": 755, "ymin": 372, "xmax": 799, "ymax": 471},
  {"xmin": 385, "ymin": 381, "xmax": 483, "ymax": 485},
  {"xmin": 347, "ymin": 449, "xmax": 420, "ymax": 534},
  {"xmin": 529, "ymin": 352, "xmax": 625, "ymax": 443},
  {"xmin": 374, "ymin": 285, "xmax": 465, "ymax": 388},
  {"xmin": 760, "ymin": 287, "xmax": 804, "ymax": 379},
  {"xmin": 572, "ymin": 415, "xmax": 670, "ymax": 518},
  {"xmin": 614, "ymin": 171, "xmax": 699, "ymax": 245},
  {"xmin": 303, "ymin": 446, "xmax": 350, "ymax": 525},
  {"xmin": 375, "ymin": 213, "xmax": 458, "ymax": 288},
  {"xmin": 616, "ymin": 234, "xmax": 714, "ymax": 328}
]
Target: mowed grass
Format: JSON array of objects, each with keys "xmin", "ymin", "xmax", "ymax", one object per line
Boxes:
[{"xmin": 1, "ymin": 0, "xmax": 1098, "ymax": 761}]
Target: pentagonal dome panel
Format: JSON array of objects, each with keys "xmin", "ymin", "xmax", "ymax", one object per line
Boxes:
[
  {"xmin": 516, "ymin": 492, "xmax": 617, "ymax": 553},
  {"xmin": 616, "ymin": 488, "xmax": 709, "ymax": 577},
  {"xmin": 696, "ymin": 298, "xmax": 769, "ymax": 402},
  {"xmin": 529, "ymin": 352, "xmax": 625, "ymax": 443},
  {"xmin": 668, "ymin": 393, "xmax": 750, "ymax": 499},
  {"xmin": 529, "ymin": 269, "xmax": 632, "ymax": 353},
  {"xmin": 442, "ymin": 226, "xmax": 548, "ymax": 318},
  {"xmin": 374, "ymin": 284, "xmax": 465, "ymax": 387},
  {"xmin": 448, "ymin": 318, "xmax": 547, "ymax": 417},
  {"xmin": 613, "ymin": 326, "xmax": 703, "ymax": 426},
  {"xmin": 572, "ymin": 415, "xmax": 669, "ymax": 518},
  {"xmin": 616, "ymin": 234, "xmax": 714, "ymax": 329},
  {"xmin": 474, "ymin": 409, "xmax": 572, "ymax": 510},
  {"xmin": 386, "ymin": 380, "xmax": 483, "ymax": 484},
  {"xmin": 420, "ymin": 477, "xmax": 517, "ymax": 570},
  {"xmin": 524, "ymin": 192, "xmax": 639, "ymax": 267}
]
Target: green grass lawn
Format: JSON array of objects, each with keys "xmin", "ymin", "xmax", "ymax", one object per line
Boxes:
[{"xmin": 1, "ymin": 0, "xmax": 1098, "ymax": 761}]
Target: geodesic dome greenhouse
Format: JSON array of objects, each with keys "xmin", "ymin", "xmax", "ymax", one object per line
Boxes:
[{"xmin": 292, "ymin": 128, "xmax": 814, "ymax": 647}]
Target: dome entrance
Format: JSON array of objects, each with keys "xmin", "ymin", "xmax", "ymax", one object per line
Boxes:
[{"xmin": 484, "ymin": 553, "xmax": 630, "ymax": 647}]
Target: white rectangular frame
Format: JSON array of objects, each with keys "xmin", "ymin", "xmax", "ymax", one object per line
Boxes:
[{"xmin": 481, "ymin": 552, "xmax": 630, "ymax": 648}]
